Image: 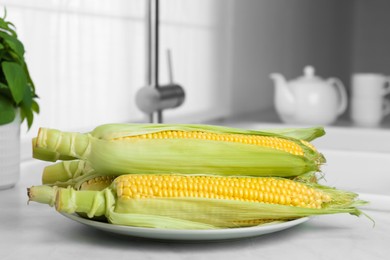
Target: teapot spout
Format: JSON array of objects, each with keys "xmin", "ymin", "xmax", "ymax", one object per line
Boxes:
[
  {"xmin": 270, "ymin": 73, "xmax": 295, "ymax": 102},
  {"xmin": 270, "ymin": 73, "xmax": 296, "ymax": 120}
]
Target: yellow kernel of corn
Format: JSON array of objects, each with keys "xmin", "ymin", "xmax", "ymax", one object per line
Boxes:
[
  {"xmin": 268, "ymin": 193, "xmax": 274, "ymax": 203},
  {"xmin": 119, "ymin": 130, "xmax": 307, "ymax": 156},
  {"xmin": 264, "ymin": 193, "xmax": 269, "ymax": 202},
  {"xmin": 114, "ymin": 175, "xmax": 328, "ymax": 209}
]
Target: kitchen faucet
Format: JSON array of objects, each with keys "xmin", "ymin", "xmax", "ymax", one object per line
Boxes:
[{"xmin": 136, "ymin": 0, "xmax": 185, "ymax": 123}]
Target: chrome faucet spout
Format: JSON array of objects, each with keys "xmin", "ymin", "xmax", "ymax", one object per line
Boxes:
[
  {"xmin": 137, "ymin": 0, "xmax": 185, "ymax": 123},
  {"xmin": 146, "ymin": 0, "xmax": 160, "ymax": 123}
]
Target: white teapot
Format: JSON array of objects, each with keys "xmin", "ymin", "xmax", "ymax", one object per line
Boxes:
[{"xmin": 270, "ymin": 66, "xmax": 348, "ymax": 125}]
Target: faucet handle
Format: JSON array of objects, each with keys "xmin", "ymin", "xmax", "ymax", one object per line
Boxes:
[
  {"xmin": 136, "ymin": 49, "xmax": 185, "ymax": 114},
  {"xmin": 136, "ymin": 83, "xmax": 185, "ymax": 114},
  {"xmin": 166, "ymin": 49, "xmax": 174, "ymax": 84}
]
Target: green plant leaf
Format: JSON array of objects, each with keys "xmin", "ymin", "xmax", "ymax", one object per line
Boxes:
[
  {"xmin": 20, "ymin": 106, "xmax": 25, "ymax": 122},
  {"xmin": 21, "ymin": 103, "xmax": 33, "ymax": 129},
  {"xmin": 0, "ymin": 19, "xmax": 11, "ymax": 31},
  {"xmin": 0, "ymin": 13, "xmax": 38, "ymax": 130},
  {"xmin": 21, "ymin": 84, "xmax": 32, "ymax": 109},
  {"xmin": 0, "ymin": 95, "xmax": 15, "ymax": 125},
  {"xmin": 0, "ymin": 10, "xmax": 17, "ymax": 37},
  {"xmin": 20, "ymin": 85, "xmax": 33, "ymax": 129},
  {"xmin": 0, "ymin": 84, "xmax": 12, "ymax": 101},
  {"xmin": 2, "ymin": 61, "xmax": 26, "ymax": 104},
  {"xmin": 32, "ymin": 100, "xmax": 40, "ymax": 113},
  {"xmin": 0, "ymin": 82, "xmax": 8, "ymax": 89},
  {"xmin": 0, "ymin": 31, "xmax": 24, "ymax": 59},
  {"xmin": 23, "ymin": 63, "xmax": 35, "ymax": 92}
]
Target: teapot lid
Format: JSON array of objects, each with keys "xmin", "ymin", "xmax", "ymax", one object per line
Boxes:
[{"xmin": 292, "ymin": 66, "xmax": 324, "ymax": 84}]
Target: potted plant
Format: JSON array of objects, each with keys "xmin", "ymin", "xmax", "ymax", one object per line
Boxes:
[{"xmin": 0, "ymin": 12, "xmax": 39, "ymax": 189}]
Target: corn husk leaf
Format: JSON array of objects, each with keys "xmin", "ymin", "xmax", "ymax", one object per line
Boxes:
[
  {"xmin": 33, "ymin": 124, "xmax": 325, "ymax": 178},
  {"xmin": 28, "ymin": 182, "xmax": 368, "ymax": 230},
  {"xmin": 90, "ymin": 124, "xmax": 325, "ymax": 142},
  {"xmin": 41, "ymin": 160, "xmax": 98, "ymax": 189}
]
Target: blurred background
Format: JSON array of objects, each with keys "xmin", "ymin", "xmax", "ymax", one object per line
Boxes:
[
  {"xmin": 1, "ymin": 2, "xmax": 390, "ymax": 254},
  {"xmin": 1, "ymin": 0, "xmax": 390, "ymax": 156}
]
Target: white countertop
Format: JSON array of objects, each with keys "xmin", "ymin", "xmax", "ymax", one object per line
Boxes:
[
  {"xmin": 210, "ymin": 107, "xmax": 390, "ymax": 130},
  {"xmin": 1, "ymin": 159, "xmax": 389, "ymax": 260}
]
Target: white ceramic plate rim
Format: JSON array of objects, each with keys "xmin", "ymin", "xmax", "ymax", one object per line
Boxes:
[{"xmin": 60, "ymin": 213, "xmax": 310, "ymax": 241}]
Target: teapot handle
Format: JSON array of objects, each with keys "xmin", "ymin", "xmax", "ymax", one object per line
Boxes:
[
  {"xmin": 384, "ymin": 77, "xmax": 390, "ymax": 96},
  {"xmin": 328, "ymin": 78, "xmax": 348, "ymax": 115},
  {"xmin": 384, "ymin": 99, "xmax": 390, "ymax": 116}
]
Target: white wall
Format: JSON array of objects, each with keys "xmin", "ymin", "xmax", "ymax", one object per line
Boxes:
[
  {"xmin": 0, "ymin": 0, "xmax": 231, "ymax": 141},
  {"xmin": 227, "ymin": 0, "xmax": 354, "ymax": 116}
]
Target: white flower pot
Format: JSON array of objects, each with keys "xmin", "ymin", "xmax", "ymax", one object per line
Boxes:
[{"xmin": 0, "ymin": 114, "xmax": 21, "ymax": 189}]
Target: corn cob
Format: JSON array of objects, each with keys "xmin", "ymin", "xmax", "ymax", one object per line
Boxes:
[
  {"xmin": 28, "ymin": 174, "xmax": 366, "ymax": 229},
  {"xmin": 114, "ymin": 174, "xmax": 332, "ymax": 208},
  {"xmin": 78, "ymin": 175, "xmax": 285, "ymax": 226},
  {"xmin": 32, "ymin": 124, "xmax": 325, "ymax": 178}
]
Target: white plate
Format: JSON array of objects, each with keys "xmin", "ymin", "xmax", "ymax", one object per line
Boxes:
[{"xmin": 60, "ymin": 213, "xmax": 310, "ymax": 241}]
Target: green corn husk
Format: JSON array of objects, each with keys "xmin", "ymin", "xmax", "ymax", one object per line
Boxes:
[
  {"xmin": 33, "ymin": 124, "xmax": 325, "ymax": 178},
  {"xmin": 89, "ymin": 124, "xmax": 326, "ymax": 142},
  {"xmin": 32, "ymin": 138, "xmax": 77, "ymax": 162},
  {"xmin": 41, "ymin": 160, "xmax": 321, "ymax": 190},
  {"xmin": 27, "ymin": 176, "xmax": 367, "ymax": 230},
  {"xmin": 42, "ymin": 160, "xmax": 96, "ymax": 188},
  {"xmin": 42, "ymin": 161, "xmax": 117, "ymax": 193},
  {"xmin": 243, "ymin": 126, "xmax": 325, "ymax": 142}
]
